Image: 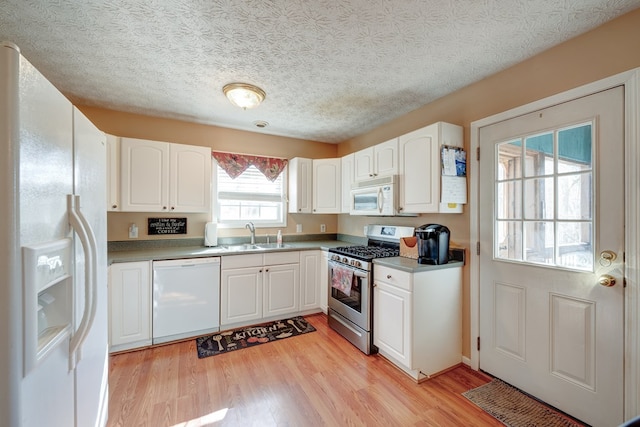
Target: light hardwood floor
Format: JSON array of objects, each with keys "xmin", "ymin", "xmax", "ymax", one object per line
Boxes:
[{"xmin": 108, "ymin": 313, "xmax": 501, "ymax": 426}]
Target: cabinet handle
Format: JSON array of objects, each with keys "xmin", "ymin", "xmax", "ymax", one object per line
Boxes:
[
  {"xmin": 162, "ymin": 206, "xmax": 167, "ymax": 210},
  {"xmin": 265, "ymin": 268, "xmax": 269, "ymax": 272},
  {"xmin": 171, "ymin": 206, "xmax": 175, "ymax": 210},
  {"xmin": 387, "ymin": 274, "xmax": 392, "ymax": 279},
  {"xmin": 111, "ymin": 204, "xmax": 117, "ymax": 209},
  {"xmin": 259, "ymin": 269, "xmax": 263, "ymax": 273}
]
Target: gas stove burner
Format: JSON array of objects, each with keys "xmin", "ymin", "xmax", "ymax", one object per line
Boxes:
[{"xmin": 331, "ymin": 245, "xmax": 400, "ymax": 260}]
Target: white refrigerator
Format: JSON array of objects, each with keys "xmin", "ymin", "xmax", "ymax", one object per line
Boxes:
[{"xmin": 0, "ymin": 42, "xmax": 109, "ymax": 427}]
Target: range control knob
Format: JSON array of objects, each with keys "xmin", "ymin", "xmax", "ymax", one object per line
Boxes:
[
  {"xmin": 353, "ymin": 260, "xmax": 362, "ymax": 268},
  {"xmin": 342, "ymin": 257, "xmax": 348, "ymax": 263}
]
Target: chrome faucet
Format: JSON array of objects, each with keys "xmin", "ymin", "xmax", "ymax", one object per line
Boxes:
[{"xmin": 245, "ymin": 222, "xmax": 256, "ymax": 244}]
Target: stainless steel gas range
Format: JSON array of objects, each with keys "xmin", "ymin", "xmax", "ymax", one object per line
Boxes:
[{"xmin": 328, "ymin": 225, "xmax": 415, "ymax": 354}]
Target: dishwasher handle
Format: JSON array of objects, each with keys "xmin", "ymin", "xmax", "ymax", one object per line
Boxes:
[{"xmin": 153, "ymin": 257, "xmax": 221, "ymax": 268}]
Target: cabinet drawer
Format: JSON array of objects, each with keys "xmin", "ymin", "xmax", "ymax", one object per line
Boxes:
[
  {"xmin": 374, "ymin": 265, "xmax": 411, "ymax": 291},
  {"xmin": 264, "ymin": 251, "xmax": 299, "ymax": 266},
  {"xmin": 222, "ymin": 254, "xmax": 263, "ymax": 269}
]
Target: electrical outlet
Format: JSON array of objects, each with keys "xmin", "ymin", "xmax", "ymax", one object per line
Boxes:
[
  {"xmin": 128, "ymin": 223, "xmax": 138, "ymax": 239},
  {"xmin": 296, "ymin": 224, "xmax": 302, "ymax": 233},
  {"xmin": 363, "ymin": 225, "xmax": 368, "ymax": 236},
  {"xmin": 320, "ymin": 224, "xmax": 326, "ymax": 233}
]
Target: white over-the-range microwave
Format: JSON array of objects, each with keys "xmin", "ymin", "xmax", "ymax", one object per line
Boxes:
[{"xmin": 350, "ymin": 175, "xmax": 406, "ymax": 216}]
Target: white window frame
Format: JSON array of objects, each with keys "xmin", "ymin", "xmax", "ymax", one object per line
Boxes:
[{"xmin": 212, "ymin": 160, "xmax": 288, "ymax": 229}]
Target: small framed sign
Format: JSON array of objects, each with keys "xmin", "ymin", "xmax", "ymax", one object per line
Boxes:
[{"xmin": 147, "ymin": 218, "xmax": 187, "ymax": 235}]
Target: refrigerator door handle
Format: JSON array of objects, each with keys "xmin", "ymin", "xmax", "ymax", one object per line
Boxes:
[{"xmin": 67, "ymin": 194, "xmax": 97, "ymax": 370}]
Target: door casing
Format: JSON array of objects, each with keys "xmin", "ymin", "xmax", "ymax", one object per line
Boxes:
[{"xmin": 469, "ymin": 68, "xmax": 640, "ymax": 420}]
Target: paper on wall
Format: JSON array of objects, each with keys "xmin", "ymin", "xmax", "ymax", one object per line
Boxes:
[{"xmin": 441, "ymin": 175, "xmax": 467, "ymax": 204}]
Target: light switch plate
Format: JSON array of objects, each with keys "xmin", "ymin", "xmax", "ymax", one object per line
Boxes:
[
  {"xmin": 320, "ymin": 224, "xmax": 326, "ymax": 232},
  {"xmin": 296, "ymin": 224, "xmax": 302, "ymax": 233}
]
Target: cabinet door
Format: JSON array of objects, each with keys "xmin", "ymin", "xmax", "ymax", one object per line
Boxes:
[
  {"xmin": 398, "ymin": 124, "xmax": 439, "ymax": 213},
  {"xmin": 108, "ymin": 261, "xmax": 151, "ymax": 351},
  {"xmin": 354, "ymin": 147, "xmax": 374, "ymax": 181},
  {"xmin": 373, "ymin": 281, "xmax": 412, "ymax": 368},
  {"xmin": 374, "ymin": 138, "xmax": 398, "ymax": 177},
  {"xmin": 169, "ymin": 144, "xmax": 211, "ymax": 213},
  {"xmin": 263, "ymin": 263, "xmax": 300, "ymax": 317},
  {"xmin": 288, "ymin": 157, "xmax": 312, "ymax": 213},
  {"xmin": 312, "ymin": 158, "xmax": 341, "ymax": 213},
  {"xmin": 221, "ymin": 267, "xmax": 262, "ymax": 325},
  {"xmin": 341, "ymin": 154, "xmax": 354, "ymax": 213},
  {"xmin": 120, "ymin": 137, "xmax": 169, "ymax": 212},
  {"xmin": 300, "ymin": 251, "xmax": 321, "ymax": 311},
  {"xmin": 106, "ymin": 134, "xmax": 120, "ymax": 211},
  {"xmin": 320, "ymin": 251, "xmax": 329, "ymax": 313}
]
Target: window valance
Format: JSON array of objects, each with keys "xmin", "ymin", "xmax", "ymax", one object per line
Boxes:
[{"xmin": 212, "ymin": 151, "xmax": 288, "ymax": 182}]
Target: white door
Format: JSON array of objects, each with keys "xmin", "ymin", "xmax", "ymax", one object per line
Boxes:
[
  {"xmin": 479, "ymin": 87, "xmax": 624, "ymax": 427},
  {"xmin": 169, "ymin": 143, "xmax": 211, "ymax": 213},
  {"xmin": 312, "ymin": 158, "xmax": 341, "ymax": 213},
  {"xmin": 72, "ymin": 107, "xmax": 109, "ymax": 427}
]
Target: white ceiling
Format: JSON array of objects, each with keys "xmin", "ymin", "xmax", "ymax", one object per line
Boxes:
[{"xmin": 1, "ymin": 1, "xmax": 639, "ymax": 143}]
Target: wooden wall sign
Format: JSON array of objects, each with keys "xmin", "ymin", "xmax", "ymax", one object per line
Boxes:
[{"xmin": 148, "ymin": 218, "xmax": 187, "ymax": 235}]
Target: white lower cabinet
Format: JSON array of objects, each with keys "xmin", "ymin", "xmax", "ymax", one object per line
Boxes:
[
  {"xmin": 373, "ymin": 264, "xmax": 462, "ymax": 381},
  {"xmin": 299, "ymin": 250, "xmax": 321, "ymax": 312},
  {"xmin": 320, "ymin": 250, "xmax": 329, "ymax": 313},
  {"xmin": 374, "ymin": 278, "xmax": 412, "ymax": 367},
  {"xmin": 264, "ymin": 263, "xmax": 300, "ymax": 317},
  {"xmin": 221, "ymin": 251, "xmax": 301, "ymax": 327},
  {"xmin": 108, "ymin": 261, "xmax": 152, "ymax": 352},
  {"xmin": 221, "ymin": 265, "xmax": 262, "ymax": 325}
]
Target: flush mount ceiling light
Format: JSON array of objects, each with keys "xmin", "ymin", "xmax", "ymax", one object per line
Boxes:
[{"xmin": 223, "ymin": 83, "xmax": 266, "ymax": 109}]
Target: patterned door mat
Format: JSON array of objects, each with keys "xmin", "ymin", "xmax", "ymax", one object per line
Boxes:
[
  {"xmin": 463, "ymin": 379, "xmax": 586, "ymax": 427},
  {"xmin": 195, "ymin": 316, "xmax": 316, "ymax": 359}
]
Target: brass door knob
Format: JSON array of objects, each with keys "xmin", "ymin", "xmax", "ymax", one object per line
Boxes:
[{"xmin": 598, "ymin": 274, "xmax": 616, "ymax": 287}]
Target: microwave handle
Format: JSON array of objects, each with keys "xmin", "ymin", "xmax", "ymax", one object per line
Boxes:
[{"xmin": 377, "ymin": 187, "xmax": 383, "ymax": 213}]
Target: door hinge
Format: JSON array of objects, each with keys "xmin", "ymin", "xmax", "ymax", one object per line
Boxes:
[
  {"xmin": 476, "ymin": 242, "xmax": 480, "ymax": 255},
  {"xmin": 476, "ymin": 147, "xmax": 480, "ymax": 161},
  {"xmin": 477, "ymin": 337, "xmax": 481, "ymax": 351}
]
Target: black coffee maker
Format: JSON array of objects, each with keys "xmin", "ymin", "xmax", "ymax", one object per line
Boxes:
[{"xmin": 415, "ymin": 224, "xmax": 450, "ymax": 265}]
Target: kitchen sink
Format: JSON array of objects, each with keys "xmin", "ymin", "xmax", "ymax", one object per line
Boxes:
[
  {"xmin": 222, "ymin": 243, "xmax": 293, "ymax": 252},
  {"xmin": 224, "ymin": 244, "xmax": 261, "ymax": 251},
  {"xmin": 256, "ymin": 243, "xmax": 292, "ymax": 249}
]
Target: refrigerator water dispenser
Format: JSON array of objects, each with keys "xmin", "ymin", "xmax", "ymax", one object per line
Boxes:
[{"xmin": 23, "ymin": 238, "xmax": 73, "ymax": 375}]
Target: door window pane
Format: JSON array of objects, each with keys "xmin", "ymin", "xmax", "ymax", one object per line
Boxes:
[
  {"xmin": 524, "ymin": 177, "xmax": 553, "ymax": 219},
  {"xmin": 558, "ymin": 173, "xmax": 592, "ymax": 220},
  {"xmin": 558, "ymin": 124, "xmax": 592, "ymax": 173},
  {"xmin": 497, "ymin": 181, "xmax": 522, "ymax": 219},
  {"xmin": 498, "ymin": 140, "xmax": 523, "ymax": 180},
  {"xmin": 494, "ymin": 121, "xmax": 595, "ymax": 272},
  {"xmin": 524, "ymin": 221, "xmax": 554, "ymax": 265},
  {"xmin": 524, "ymin": 133, "xmax": 554, "ymax": 177},
  {"xmin": 496, "ymin": 220, "xmax": 523, "ymax": 261},
  {"xmin": 557, "ymin": 222, "xmax": 592, "ymax": 271}
]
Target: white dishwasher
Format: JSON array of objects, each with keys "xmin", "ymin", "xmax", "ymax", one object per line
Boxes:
[{"xmin": 152, "ymin": 257, "xmax": 220, "ymax": 344}]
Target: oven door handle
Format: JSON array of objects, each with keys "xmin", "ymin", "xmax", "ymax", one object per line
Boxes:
[
  {"xmin": 377, "ymin": 187, "xmax": 383, "ymax": 213},
  {"xmin": 329, "ymin": 262, "xmax": 368, "ymax": 278}
]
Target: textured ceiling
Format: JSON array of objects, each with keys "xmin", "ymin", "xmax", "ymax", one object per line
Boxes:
[{"xmin": 1, "ymin": 1, "xmax": 639, "ymax": 143}]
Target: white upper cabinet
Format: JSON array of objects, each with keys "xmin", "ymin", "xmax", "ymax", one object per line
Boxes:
[
  {"xmin": 374, "ymin": 138, "xmax": 399, "ymax": 177},
  {"xmin": 354, "ymin": 138, "xmax": 398, "ymax": 181},
  {"xmin": 312, "ymin": 158, "xmax": 341, "ymax": 214},
  {"xmin": 169, "ymin": 143, "xmax": 211, "ymax": 212},
  {"xmin": 120, "ymin": 137, "xmax": 211, "ymax": 213},
  {"xmin": 341, "ymin": 153, "xmax": 354, "ymax": 213},
  {"xmin": 288, "ymin": 157, "xmax": 313, "ymax": 213},
  {"xmin": 398, "ymin": 122, "xmax": 463, "ymax": 214},
  {"xmin": 106, "ymin": 134, "xmax": 120, "ymax": 211}
]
